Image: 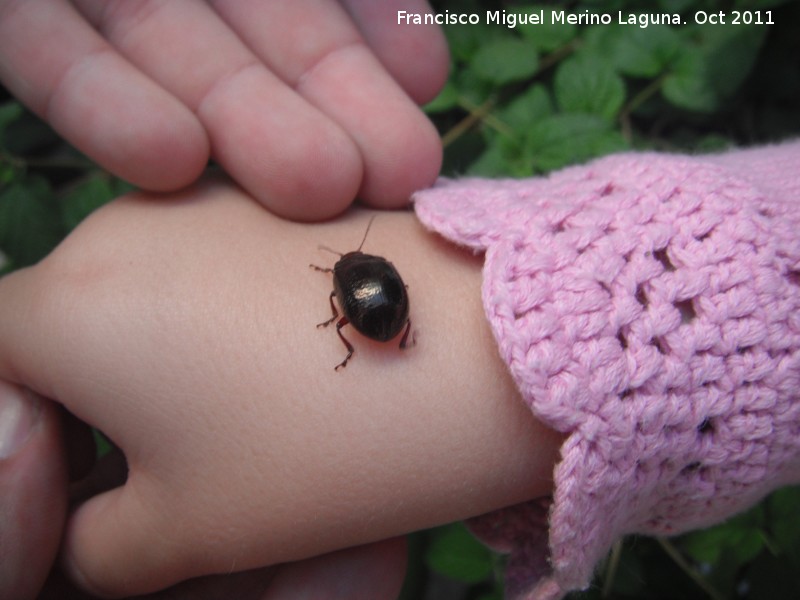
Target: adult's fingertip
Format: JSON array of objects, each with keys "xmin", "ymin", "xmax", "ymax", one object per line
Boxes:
[
  {"xmin": 0, "ymin": 384, "xmax": 41, "ymax": 460},
  {"xmin": 0, "ymin": 387, "xmax": 67, "ymax": 600},
  {"xmin": 118, "ymin": 108, "xmax": 211, "ymax": 193},
  {"xmin": 244, "ymin": 125, "xmax": 363, "ymax": 222},
  {"xmin": 342, "ymin": 0, "xmax": 451, "ymax": 104},
  {"xmin": 262, "ymin": 537, "xmax": 408, "ymax": 600},
  {"xmin": 203, "ymin": 80, "xmax": 364, "ymax": 221},
  {"xmin": 46, "ymin": 51, "xmax": 210, "ymax": 193},
  {"xmin": 358, "ymin": 115, "xmax": 443, "ymax": 209},
  {"xmin": 89, "ymin": 95, "xmax": 210, "ymax": 193},
  {"xmin": 293, "ymin": 44, "xmax": 443, "ymax": 211}
]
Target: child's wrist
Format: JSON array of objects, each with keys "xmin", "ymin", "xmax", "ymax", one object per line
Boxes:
[{"xmin": 413, "ymin": 144, "xmax": 800, "ymax": 598}]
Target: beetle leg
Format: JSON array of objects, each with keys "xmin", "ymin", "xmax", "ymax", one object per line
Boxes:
[
  {"xmin": 309, "ymin": 264, "xmax": 334, "ymax": 273},
  {"xmin": 316, "ymin": 291, "xmax": 339, "ymax": 328},
  {"xmin": 399, "ymin": 319, "xmax": 415, "ymax": 349},
  {"xmin": 334, "ymin": 317, "xmax": 354, "ymax": 371}
]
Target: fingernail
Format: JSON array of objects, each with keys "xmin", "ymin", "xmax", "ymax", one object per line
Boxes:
[{"xmin": 0, "ymin": 384, "xmax": 41, "ymax": 460}]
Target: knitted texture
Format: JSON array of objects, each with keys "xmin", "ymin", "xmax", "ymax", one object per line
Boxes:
[{"xmin": 413, "ymin": 142, "xmax": 800, "ymax": 599}]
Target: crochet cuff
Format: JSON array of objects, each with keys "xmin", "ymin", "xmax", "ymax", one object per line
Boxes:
[{"xmin": 413, "ymin": 142, "xmax": 800, "ymax": 599}]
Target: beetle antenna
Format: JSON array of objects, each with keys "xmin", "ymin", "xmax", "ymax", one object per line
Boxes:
[
  {"xmin": 357, "ymin": 216, "xmax": 376, "ymax": 252},
  {"xmin": 317, "ymin": 244, "xmax": 343, "ymax": 257}
]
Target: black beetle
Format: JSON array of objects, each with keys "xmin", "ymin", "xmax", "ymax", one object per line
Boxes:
[{"xmin": 310, "ymin": 218, "xmax": 412, "ymax": 370}]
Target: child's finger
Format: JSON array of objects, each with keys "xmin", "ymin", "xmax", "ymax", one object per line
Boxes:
[
  {"xmin": 0, "ymin": 0, "xmax": 209, "ymax": 192},
  {"xmin": 62, "ymin": 480, "xmax": 194, "ymax": 597},
  {"xmin": 64, "ymin": 498, "xmax": 408, "ymax": 599},
  {"xmin": 0, "ymin": 268, "xmax": 201, "ymax": 597}
]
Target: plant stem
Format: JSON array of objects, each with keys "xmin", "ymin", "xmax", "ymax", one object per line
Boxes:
[
  {"xmin": 657, "ymin": 537, "xmax": 725, "ymax": 600},
  {"xmin": 442, "ymin": 96, "xmax": 498, "ymax": 147},
  {"xmin": 601, "ymin": 540, "xmax": 623, "ymax": 598}
]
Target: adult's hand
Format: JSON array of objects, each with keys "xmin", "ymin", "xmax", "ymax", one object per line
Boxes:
[
  {"xmin": 0, "ymin": 0, "xmax": 448, "ymax": 220},
  {"xmin": 0, "ymin": 385, "xmax": 67, "ymax": 600}
]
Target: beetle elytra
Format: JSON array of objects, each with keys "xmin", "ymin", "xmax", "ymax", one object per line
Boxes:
[{"xmin": 310, "ymin": 218, "xmax": 412, "ymax": 370}]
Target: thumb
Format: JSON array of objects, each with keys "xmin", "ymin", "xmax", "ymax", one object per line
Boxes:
[
  {"xmin": 0, "ymin": 384, "xmax": 68, "ymax": 600},
  {"xmin": 62, "ymin": 476, "xmax": 188, "ymax": 597}
]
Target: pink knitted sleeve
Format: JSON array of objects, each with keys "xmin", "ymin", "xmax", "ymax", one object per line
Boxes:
[{"xmin": 413, "ymin": 141, "xmax": 800, "ymax": 600}]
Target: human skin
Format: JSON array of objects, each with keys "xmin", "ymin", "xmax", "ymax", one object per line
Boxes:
[
  {"xmin": 0, "ymin": 179, "xmax": 563, "ymax": 597},
  {"xmin": 1, "ymin": 387, "xmax": 409, "ymax": 600},
  {"xmin": 0, "ymin": 0, "xmax": 447, "ymax": 219},
  {"xmin": 0, "ymin": 385, "xmax": 67, "ymax": 599}
]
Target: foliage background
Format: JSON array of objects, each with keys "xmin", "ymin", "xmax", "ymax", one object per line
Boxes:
[
  {"xmin": 410, "ymin": 0, "xmax": 800, "ymax": 598},
  {"xmin": 1, "ymin": 0, "xmax": 799, "ymax": 598}
]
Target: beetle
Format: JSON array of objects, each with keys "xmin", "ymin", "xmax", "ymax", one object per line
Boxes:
[{"xmin": 310, "ymin": 217, "xmax": 412, "ymax": 370}]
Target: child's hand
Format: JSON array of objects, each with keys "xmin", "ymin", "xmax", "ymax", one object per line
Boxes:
[
  {"xmin": 0, "ymin": 386, "xmax": 407, "ymax": 600},
  {"xmin": 0, "ymin": 1, "xmax": 447, "ymax": 219},
  {"xmin": 0, "ymin": 179, "xmax": 561, "ymax": 597}
]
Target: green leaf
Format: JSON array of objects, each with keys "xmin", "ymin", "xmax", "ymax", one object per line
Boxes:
[
  {"xmin": 471, "ymin": 122, "xmax": 547, "ymax": 178},
  {"xmin": 425, "ymin": 523, "xmax": 494, "ymax": 584},
  {"xmin": 734, "ymin": 0, "xmax": 795, "ymax": 7},
  {"xmin": 451, "ymin": 67, "xmax": 495, "ymax": 109},
  {"xmin": 524, "ymin": 114, "xmax": 628, "ymax": 172},
  {"xmin": 443, "ymin": 21, "xmax": 503, "ymax": 63},
  {"xmin": 609, "ymin": 25, "xmax": 682, "ymax": 77},
  {"xmin": 495, "ymin": 84, "xmax": 553, "ymax": 131},
  {"xmin": 663, "ymin": 24, "xmax": 767, "ymax": 112},
  {"xmin": 92, "ymin": 428, "xmax": 114, "ymax": 458},
  {"xmin": 766, "ymin": 486, "xmax": 800, "ymax": 560},
  {"xmin": 554, "ymin": 57, "xmax": 626, "ymax": 121},
  {"xmin": 423, "ymin": 80, "xmax": 460, "ymax": 114},
  {"xmin": 703, "ymin": 24, "xmax": 768, "ymax": 97},
  {"xmin": 657, "ymin": 0, "xmax": 697, "ymax": 11},
  {"xmin": 0, "ymin": 161, "xmax": 19, "ymax": 187},
  {"xmin": 60, "ymin": 173, "xmax": 124, "ymax": 231},
  {"xmin": 663, "ymin": 48, "xmax": 719, "ymax": 112},
  {"xmin": 512, "ymin": 6, "xmax": 578, "ymax": 51},
  {"xmin": 471, "ymin": 37, "xmax": 539, "ymax": 84},
  {"xmin": 0, "ymin": 102, "xmax": 24, "ymax": 147},
  {"xmin": 679, "ymin": 523, "xmax": 765, "ymax": 566},
  {"xmin": 0, "ymin": 176, "xmax": 63, "ymax": 268},
  {"xmin": 466, "ymin": 142, "xmax": 504, "ymax": 177}
]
